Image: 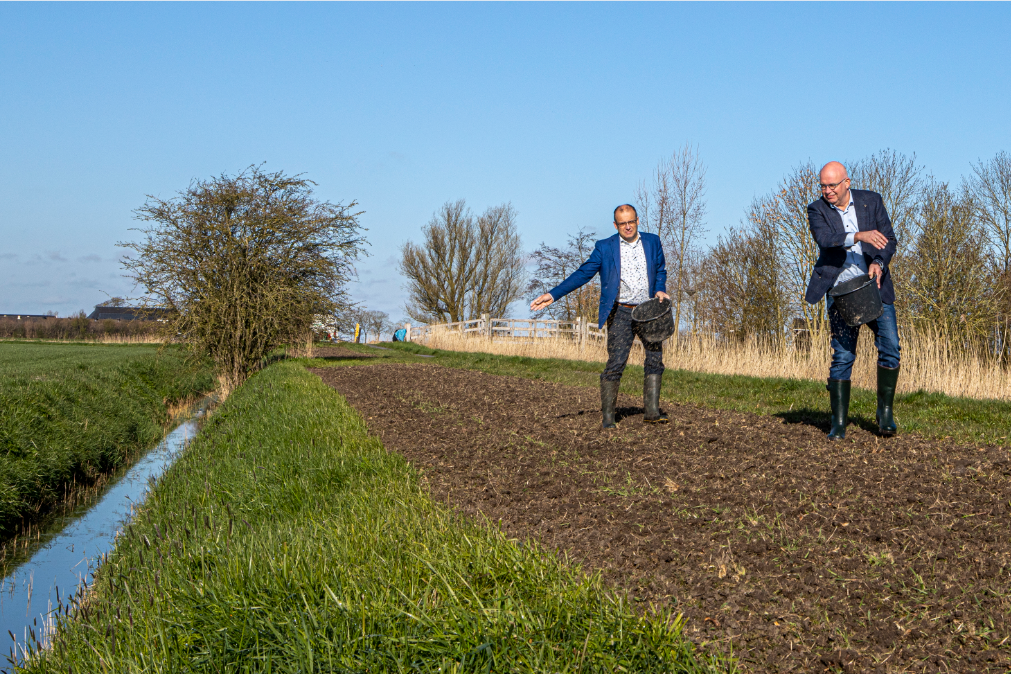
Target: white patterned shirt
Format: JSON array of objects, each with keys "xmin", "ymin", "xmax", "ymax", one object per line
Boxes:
[
  {"xmin": 832, "ymin": 193, "xmax": 868, "ymax": 286},
  {"xmin": 618, "ymin": 234, "xmax": 650, "ymax": 305}
]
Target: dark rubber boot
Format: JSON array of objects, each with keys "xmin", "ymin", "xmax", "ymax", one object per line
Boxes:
[
  {"xmin": 601, "ymin": 379, "xmax": 620, "ymax": 429},
  {"xmin": 876, "ymin": 365, "xmax": 899, "ymax": 436},
  {"xmin": 643, "ymin": 373, "xmax": 669, "ymax": 423},
  {"xmin": 826, "ymin": 379, "xmax": 850, "ymax": 440}
]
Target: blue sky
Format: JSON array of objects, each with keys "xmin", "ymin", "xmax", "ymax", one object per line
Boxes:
[{"xmin": 2, "ymin": 2, "xmax": 1009, "ymax": 321}]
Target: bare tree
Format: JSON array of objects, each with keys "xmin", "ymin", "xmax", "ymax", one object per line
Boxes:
[
  {"xmin": 359, "ymin": 309, "xmax": 389, "ymax": 343},
  {"xmin": 469, "ymin": 204, "xmax": 526, "ymax": 317},
  {"xmin": 527, "ymin": 228, "xmax": 600, "ymax": 321},
  {"xmin": 122, "ymin": 166, "xmax": 366, "ymax": 391},
  {"xmin": 695, "ymin": 223, "xmax": 786, "ymax": 342},
  {"xmin": 745, "ymin": 162, "xmax": 822, "ymax": 340},
  {"xmin": 400, "ymin": 200, "xmax": 525, "ymax": 323},
  {"xmin": 905, "ymin": 181, "xmax": 997, "ymax": 344},
  {"xmin": 966, "ymin": 150, "xmax": 1011, "ymax": 358},
  {"xmin": 636, "ymin": 144, "xmax": 707, "ymax": 338},
  {"xmin": 850, "ymin": 149, "xmax": 925, "ymax": 319}
]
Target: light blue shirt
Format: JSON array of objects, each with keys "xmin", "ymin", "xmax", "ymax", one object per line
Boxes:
[{"xmin": 833, "ymin": 192, "xmax": 868, "ymax": 286}]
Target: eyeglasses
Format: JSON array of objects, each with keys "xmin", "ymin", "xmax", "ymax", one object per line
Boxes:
[
  {"xmin": 615, "ymin": 218, "xmax": 638, "ymax": 227},
  {"xmin": 819, "ymin": 178, "xmax": 849, "ymax": 191}
]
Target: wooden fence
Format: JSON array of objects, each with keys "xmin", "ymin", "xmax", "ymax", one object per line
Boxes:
[{"xmin": 404, "ymin": 314, "xmax": 606, "ymax": 346}]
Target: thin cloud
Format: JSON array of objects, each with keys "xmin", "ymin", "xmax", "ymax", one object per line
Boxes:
[
  {"xmin": 0, "ymin": 253, "xmax": 17, "ymax": 261},
  {"xmin": 46, "ymin": 251, "xmax": 69, "ymax": 263},
  {"xmin": 77, "ymin": 254, "xmax": 103, "ymax": 263}
]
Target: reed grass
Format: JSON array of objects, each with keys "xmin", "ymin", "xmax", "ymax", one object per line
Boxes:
[
  {"xmin": 417, "ymin": 324, "xmax": 1011, "ymax": 401},
  {"xmin": 19, "ymin": 361, "xmax": 731, "ymax": 673},
  {"xmin": 0, "ymin": 343, "xmax": 215, "ymax": 541},
  {"xmin": 0, "ymin": 317, "xmax": 162, "ymax": 342}
]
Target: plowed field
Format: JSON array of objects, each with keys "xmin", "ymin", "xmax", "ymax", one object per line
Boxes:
[{"xmin": 314, "ymin": 363, "xmax": 1011, "ymax": 674}]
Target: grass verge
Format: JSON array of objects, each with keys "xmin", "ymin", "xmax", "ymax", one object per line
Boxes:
[
  {"xmin": 22, "ymin": 361, "xmax": 731, "ymax": 673},
  {"xmin": 0, "ymin": 342, "xmax": 215, "ymax": 539},
  {"xmin": 315, "ymin": 342, "xmax": 1010, "ymax": 447}
]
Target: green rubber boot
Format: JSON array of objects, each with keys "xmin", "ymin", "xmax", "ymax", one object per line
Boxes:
[
  {"xmin": 826, "ymin": 379, "xmax": 850, "ymax": 440},
  {"xmin": 601, "ymin": 379, "xmax": 620, "ymax": 429},
  {"xmin": 643, "ymin": 373, "xmax": 669, "ymax": 423},
  {"xmin": 876, "ymin": 365, "xmax": 900, "ymax": 436}
]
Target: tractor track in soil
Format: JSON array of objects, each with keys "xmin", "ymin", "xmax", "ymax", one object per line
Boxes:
[{"xmin": 313, "ymin": 363, "xmax": 1011, "ymax": 674}]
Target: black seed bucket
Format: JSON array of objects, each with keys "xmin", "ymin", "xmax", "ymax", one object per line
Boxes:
[
  {"xmin": 827, "ymin": 273, "xmax": 884, "ymax": 327},
  {"xmin": 631, "ymin": 297, "xmax": 675, "ymax": 342}
]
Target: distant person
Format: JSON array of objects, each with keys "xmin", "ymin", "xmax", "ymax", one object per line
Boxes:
[
  {"xmin": 806, "ymin": 161, "xmax": 900, "ymax": 440},
  {"xmin": 530, "ymin": 204, "xmax": 671, "ymax": 428}
]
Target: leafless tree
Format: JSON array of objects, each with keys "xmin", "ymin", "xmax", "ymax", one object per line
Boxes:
[
  {"xmin": 695, "ymin": 223, "xmax": 786, "ymax": 343},
  {"xmin": 400, "ymin": 200, "xmax": 525, "ymax": 323},
  {"xmin": 469, "ymin": 204, "xmax": 526, "ymax": 318},
  {"xmin": 966, "ymin": 150, "xmax": 1011, "ymax": 357},
  {"xmin": 636, "ymin": 144, "xmax": 708, "ymax": 339},
  {"xmin": 905, "ymin": 181, "xmax": 997, "ymax": 344},
  {"xmin": 849, "ymin": 149, "xmax": 925, "ymax": 318},
  {"xmin": 527, "ymin": 228, "xmax": 600, "ymax": 321},
  {"xmin": 744, "ymin": 162, "xmax": 822, "ymax": 340}
]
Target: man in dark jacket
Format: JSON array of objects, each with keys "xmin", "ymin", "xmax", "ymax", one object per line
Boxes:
[
  {"xmin": 806, "ymin": 161, "xmax": 900, "ymax": 440},
  {"xmin": 530, "ymin": 204, "xmax": 671, "ymax": 429}
]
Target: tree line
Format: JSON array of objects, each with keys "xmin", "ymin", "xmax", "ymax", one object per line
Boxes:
[{"xmin": 399, "ymin": 147, "xmax": 1011, "ymax": 364}]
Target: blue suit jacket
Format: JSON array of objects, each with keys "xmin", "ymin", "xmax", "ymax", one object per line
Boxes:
[
  {"xmin": 549, "ymin": 232, "xmax": 668, "ymax": 328},
  {"xmin": 805, "ymin": 189, "xmax": 897, "ymax": 305}
]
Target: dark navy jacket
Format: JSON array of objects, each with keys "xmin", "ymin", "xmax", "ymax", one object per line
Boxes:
[
  {"xmin": 549, "ymin": 232, "xmax": 667, "ymax": 328},
  {"xmin": 805, "ymin": 189, "xmax": 897, "ymax": 305}
]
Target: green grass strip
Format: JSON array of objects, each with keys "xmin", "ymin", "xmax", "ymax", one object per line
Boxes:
[
  {"xmin": 339, "ymin": 342, "xmax": 1010, "ymax": 446},
  {"xmin": 0, "ymin": 343, "xmax": 215, "ymax": 537},
  {"xmin": 25, "ymin": 361, "xmax": 731, "ymax": 673}
]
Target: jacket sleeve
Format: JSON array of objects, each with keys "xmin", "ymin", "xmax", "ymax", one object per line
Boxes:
[
  {"xmin": 808, "ymin": 203, "xmax": 848, "ymax": 250},
  {"xmin": 549, "ymin": 243, "xmax": 603, "ymax": 300},
  {"xmin": 654, "ymin": 239, "xmax": 667, "ymax": 294},
  {"xmin": 869, "ymin": 194, "xmax": 897, "ymax": 268}
]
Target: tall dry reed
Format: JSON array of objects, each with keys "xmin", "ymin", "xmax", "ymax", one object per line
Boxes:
[{"xmin": 419, "ymin": 325, "xmax": 1011, "ymax": 401}]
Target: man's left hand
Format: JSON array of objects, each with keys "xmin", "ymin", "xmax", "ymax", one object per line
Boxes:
[
  {"xmin": 655, "ymin": 291, "xmax": 671, "ymax": 302},
  {"xmin": 869, "ymin": 263, "xmax": 883, "ymax": 289}
]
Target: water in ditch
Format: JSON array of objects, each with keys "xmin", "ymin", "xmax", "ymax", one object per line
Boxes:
[{"xmin": 0, "ymin": 408, "xmax": 204, "ymax": 668}]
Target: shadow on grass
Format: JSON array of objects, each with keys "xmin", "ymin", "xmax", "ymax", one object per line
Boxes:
[{"xmin": 776, "ymin": 407, "xmax": 883, "ymax": 436}]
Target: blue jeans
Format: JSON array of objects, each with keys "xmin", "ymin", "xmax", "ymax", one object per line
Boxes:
[{"xmin": 827, "ymin": 298, "xmax": 900, "ymax": 381}]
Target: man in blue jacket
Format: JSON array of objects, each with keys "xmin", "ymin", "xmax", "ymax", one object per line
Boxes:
[
  {"xmin": 530, "ymin": 204, "xmax": 671, "ymax": 429},
  {"xmin": 806, "ymin": 161, "xmax": 900, "ymax": 440}
]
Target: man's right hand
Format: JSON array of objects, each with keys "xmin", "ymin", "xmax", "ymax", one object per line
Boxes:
[
  {"xmin": 855, "ymin": 230, "xmax": 889, "ymax": 250},
  {"xmin": 530, "ymin": 293, "xmax": 554, "ymax": 311}
]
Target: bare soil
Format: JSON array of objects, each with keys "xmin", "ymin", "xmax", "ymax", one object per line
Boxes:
[{"xmin": 313, "ymin": 363, "xmax": 1011, "ymax": 674}]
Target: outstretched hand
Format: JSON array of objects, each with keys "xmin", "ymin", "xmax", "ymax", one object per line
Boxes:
[{"xmin": 530, "ymin": 293, "xmax": 554, "ymax": 311}]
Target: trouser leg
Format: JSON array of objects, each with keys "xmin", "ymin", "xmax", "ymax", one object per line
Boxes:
[
  {"xmin": 828, "ymin": 297, "xmax": 859, "ymax": 382},
  {"xmin": 826, "ymin": 297, "xmax": 857, "ymax": 440},
  {"xmin": 867, "ymin": 303, "xmax": 901, "ymax": 435},
  {"xmin": 601, "ymin": 306, "xmax": 634, "ymax": 382},
  {"xmin": 631, "ymin": 320, "xmax": 667, "ymax": 422},
  {"xmin": 600, "ymin": 306, "xmax": 634, "ymax": 428}
]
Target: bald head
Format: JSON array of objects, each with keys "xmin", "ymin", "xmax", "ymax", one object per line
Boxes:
[{"xmin": 819, "ymin": 161, "xmax": 851, "ymax": 207}]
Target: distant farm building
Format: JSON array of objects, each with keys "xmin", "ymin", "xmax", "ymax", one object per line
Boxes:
[
  {"xmin": 87, "ymin": 306, "xmax": 171, "ymax": 321},
  {"xmin": 0, "ymin": 314, "xmax": 52, "ymax": 320}
]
